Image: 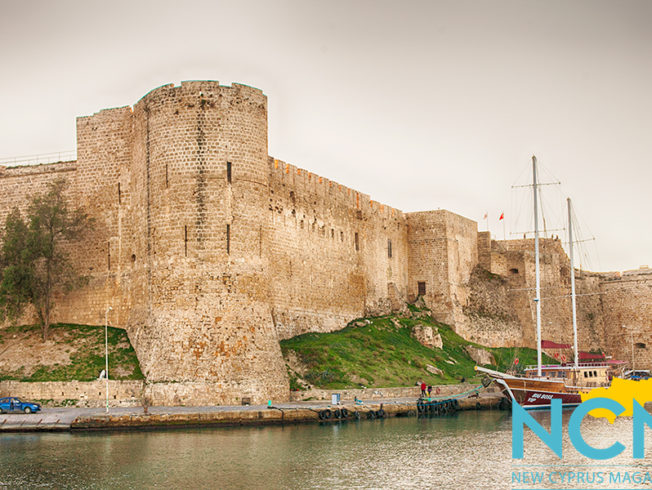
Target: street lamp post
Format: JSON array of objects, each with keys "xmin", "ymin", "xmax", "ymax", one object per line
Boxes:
[{"xmin": 105, "ymin": 306, "xmax": 113, "ymax": 413}]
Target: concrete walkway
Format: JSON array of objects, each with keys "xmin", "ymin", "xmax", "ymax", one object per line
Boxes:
[
  {"xmin": 0, "ymin": 393, "xmax": 502, "ymax": 432},
  {"xmin": 0, "ymin": 407, "xmax": 77, "ymax": 431}
]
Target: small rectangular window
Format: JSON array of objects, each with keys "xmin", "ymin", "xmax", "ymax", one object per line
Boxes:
[
  {"xmin": 227, "ymin": 161, "xmax": 232, "ymax": 184},
  {"xmin": 184, "ymin": 226, "xmax": 188, "ymax": 257},
  {"xmin": 387, "ymin": 239, "xmax": 392, "ymax": 258},
  {"xmin": 107, "ymin": 242, "xmax": 111, "ymax": 270},
  {"xmin": 165, "ymin": 164, "xmax": 169, "ymax": 188},
  {"xmin": 340, "ymin": 231, "xmax": 344, "ymax": 242},
  {"xmin": 331, "ymin": 228, "xmax": 334, "ymax": 239},
  {"xmin": 226, "ymin": 224, "xmax": 231, "ymax": 255},
  {"xmin": 418, "ymin": 281, "xmax": 426, "ymax": 296},
  {"xmin": 118, "ymin": 183, "xmax": 121, "ymax": 204},
  {"xmin": 354, "ymin": 232, "xmax": 359, "ymax": 251}
]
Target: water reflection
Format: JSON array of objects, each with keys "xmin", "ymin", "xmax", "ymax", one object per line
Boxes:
[{"xmin": 0, "ymin": 410, "xmax": 649, "ymax": 489}]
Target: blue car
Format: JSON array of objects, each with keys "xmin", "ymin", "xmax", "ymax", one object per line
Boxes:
[{"xmin": 0, "ymin": 397, "xmax": 41, "ymax": 414}]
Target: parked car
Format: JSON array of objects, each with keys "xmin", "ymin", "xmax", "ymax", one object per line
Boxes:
[{"xmin": 0, "ymin": 397, "xmax": 42, "ymax": 414}]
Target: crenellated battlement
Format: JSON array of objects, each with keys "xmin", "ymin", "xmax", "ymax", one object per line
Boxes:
[
  {"xmin": 269, "ymin": 157, "xmax": 405, "ymax": 220},
  {"xmin": 136, "ymin": 80, "xmax": 266, "ymax": 109}
]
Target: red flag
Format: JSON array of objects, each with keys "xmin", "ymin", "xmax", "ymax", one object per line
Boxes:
[{"xmin": 499, "ymin": 212, "xmax": 504, "ymax": 221}]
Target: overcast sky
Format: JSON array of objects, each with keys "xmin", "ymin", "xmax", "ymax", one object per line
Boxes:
[{"xmin": 0, "ymin": 0, "xmax": 650, "ymax": 272}]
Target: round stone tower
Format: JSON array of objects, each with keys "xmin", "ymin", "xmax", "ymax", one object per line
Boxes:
[{"xmin": 128, "ymin": 81, "xmax": 287, "ymax": 404}]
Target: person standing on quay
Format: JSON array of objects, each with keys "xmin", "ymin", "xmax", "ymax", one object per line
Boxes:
[{"xmin": 420, "ymin": 381, "xmax": 427, "ymax": 397}]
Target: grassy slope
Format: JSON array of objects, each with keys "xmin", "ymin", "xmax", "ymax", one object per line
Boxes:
[
  {"xmin": 281, "ymin": 310, "xmax": 554, "ymax": 390},
  {"xmin": 0, "ymin": 323, "xmax": 144, "ymax": 382}
]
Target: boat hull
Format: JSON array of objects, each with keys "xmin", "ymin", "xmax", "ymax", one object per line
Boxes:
[{"xmin": 493, "ymin": 377, "xmax": 584, "ymax": 409}]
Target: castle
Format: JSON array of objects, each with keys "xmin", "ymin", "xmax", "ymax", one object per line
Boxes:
[{"xmin": 0, "ymin": 81, "xmax": 649, "ymax": 405}]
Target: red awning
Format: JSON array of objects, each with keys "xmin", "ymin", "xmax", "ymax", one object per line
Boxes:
[
  {"xmin": 579, "ymin": 351, "xmax": 605, "ymax": 360},
  {"xmin": 542, "ymin": 340, "xmax": 572, "ymax": 349}
]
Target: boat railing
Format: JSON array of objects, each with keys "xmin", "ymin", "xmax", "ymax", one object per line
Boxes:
[
  {"xmin": 577, "ymin": 361, "xmax": 612, "ymax": 368},
  {"xmin": 524, "ymin": 361, "xmax": 612, "ymax": 370}
]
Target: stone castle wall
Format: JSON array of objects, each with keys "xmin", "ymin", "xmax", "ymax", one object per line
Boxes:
[
  {"xmin": 0, "ymin": 82, "xmax": 419, "ymax": 404},
  {"xmin": 0, "ymin": 380, "xmax": 144, "ymax": 407},
  {"xmin": 476, "ymin": 236, "xmax": 604, "ymax": 350},
  {"xmin": 407, "ymin": 210, "xmax": 478, "ymax": 327},
  {"xmin": 475, "ymin": 236, "xmax": 651, "ymax": 364},
  {"xmin": 1, "ymin": 81, "xmax": 650, "ymax": 406},
  {"xmin": 124, "ymin": 82, "xmax": 289, "ymax": 404},
  {"xmin": 266, "ymin": 157, "xmax": 408, "ymax": 339},
  {"xmin": 600, "ymin": 268, "xmax": 652, "ymax": 368}
]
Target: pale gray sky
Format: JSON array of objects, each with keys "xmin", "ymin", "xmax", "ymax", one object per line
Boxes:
[{"xmin": 1, "ymin": 0, "xmax": 650, "ymax": 272}]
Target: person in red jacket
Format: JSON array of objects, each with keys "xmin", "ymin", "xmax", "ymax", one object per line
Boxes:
[{"xmin": 420, "ymin": 381, "xmax": 427, "ymax": 397}]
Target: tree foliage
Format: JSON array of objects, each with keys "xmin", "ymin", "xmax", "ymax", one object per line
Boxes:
[{"xmin": 0, "ymin": 179, "xmax": 93, "ymax": 340}]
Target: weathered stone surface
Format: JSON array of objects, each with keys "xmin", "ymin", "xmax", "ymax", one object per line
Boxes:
[
  {"xmin": 426, "ymin": 364, "xmax": 443, "ymax": 375},
  {"xmin": 411, "ymin": 324, "xmax": 443, "ymax": 349},
  {"xmin": 350, "ymin": 374, "xmax": 369, "ymax": 386},
  {"xmin": 413, "ymin": 296, "xmax": 428, "ymax": 310},
  {"xmin": 464, "ymin": 345, "xmax": 495, "ymax": 366},
  {"xmin": 0, "ymin": 380, "xmax": 144, "ymax": 407}
]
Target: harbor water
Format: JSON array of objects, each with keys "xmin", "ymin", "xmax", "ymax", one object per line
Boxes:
[{"xmin": 0, "ymin": 409, "xmax": 650, "ymax": 489}]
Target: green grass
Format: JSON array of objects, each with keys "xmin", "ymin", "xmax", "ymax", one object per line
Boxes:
[
  {"xmin": 0, "ymin": 323, "xmax": 144, "ymax": 382},
  {"xmin": 281, "ymin": 308, "xmax": 554, "ymax": 389},
  {"xmin": 33, "ymin": 398, "xmax": 78, "ymax": 407}
]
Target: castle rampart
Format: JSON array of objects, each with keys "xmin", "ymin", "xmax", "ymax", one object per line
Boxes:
[
  {"xmin": 600, "ymin": 268, "xmax": 652, "ymax": 367},
  {"xmin": 266, "ymin": 156, "xmax": 410, "ymax": 339},
  {"xmin": 1, "ymin": 81, "xmax": 650, "ymax": 404}
]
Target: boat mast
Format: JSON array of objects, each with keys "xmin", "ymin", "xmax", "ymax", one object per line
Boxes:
[
  {"xmin": 568, "ymin": 198, "xmax": 579, "ymax": 367},
  {"xmin": 533, "ymin": 156, "xmax": 542, "ymax": 376}
]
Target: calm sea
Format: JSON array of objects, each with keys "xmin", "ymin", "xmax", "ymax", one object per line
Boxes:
[{"xmin": 0, "ymin": 410, "xmax": 650, "ymax": 488}]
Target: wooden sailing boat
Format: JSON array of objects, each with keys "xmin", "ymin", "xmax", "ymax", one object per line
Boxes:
[{"xmin": 476, "ymin": 156, "xmax": 611, "ymax": 409}]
